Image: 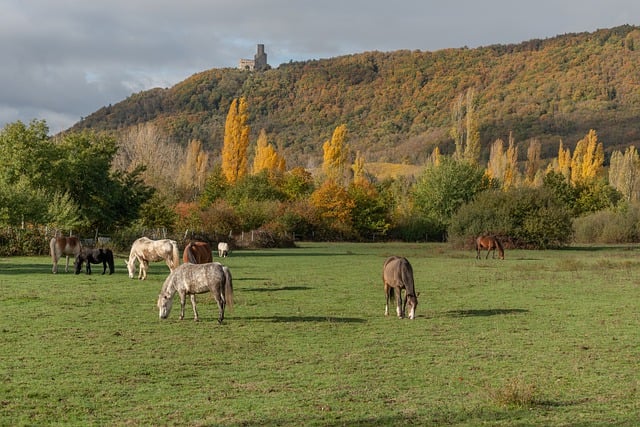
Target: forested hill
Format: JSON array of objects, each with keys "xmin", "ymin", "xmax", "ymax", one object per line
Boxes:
[{"xmin": 72, "ymin": 25, "xmax": 640, "ymax": 168}]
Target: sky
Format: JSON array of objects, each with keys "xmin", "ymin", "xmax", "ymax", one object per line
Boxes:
[{"xmin": 1, "ymin": 0, "xmax": 638, "ymax": 134}]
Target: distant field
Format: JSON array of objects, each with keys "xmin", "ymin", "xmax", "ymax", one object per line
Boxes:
[{"xmin": 1, "ymin": 242, "xmax": 639, "ymax": 426}]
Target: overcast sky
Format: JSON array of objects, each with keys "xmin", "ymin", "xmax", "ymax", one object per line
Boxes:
[{"xmin": 1, "ymin": 0, "xmax": 638, "ymax": 134}]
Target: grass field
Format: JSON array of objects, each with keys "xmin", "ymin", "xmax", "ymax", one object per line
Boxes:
[{"xmin": 1, "ymin": 242, "xmax": 639, "ymax": 426}]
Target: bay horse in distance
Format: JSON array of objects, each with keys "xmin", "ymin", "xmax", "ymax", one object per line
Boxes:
[
  {"xmin": 183, "ymin": 241, "xmax": 213, "ymax": 264},
  {"xmin": 157, "ymin": 262, "xmax": 234, "ymax": 324},
  {"xmin": 383, "ymin": 256, "xmax": 419, "ymax": 319},
  {"xmin": 475, "ymin": 235, "xmax": 504, "ymax": 260},
  {"xmin": 126, "ymin": 237, "xmax": 179, "ymax": 280},
  {"xmin": 74, "ymin": 248, "xmax": 115, "ymax": 275},
  {"xmin": 50, "ymin": 236, "xmax": 82, "ymax": 273}
]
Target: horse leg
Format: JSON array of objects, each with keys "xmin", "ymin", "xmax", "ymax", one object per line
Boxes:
[
  {"xmin": 64, "ymin": 255, "xmax": 71, "ymax": 273},
  {"xmin": 86, "ymin": 261, "xmax": 92, "ymax": 275},
  {"xmin": 214, "ymin": 292, "xmax": 225, "ymax": 324},
  {"xmin": 396, "ymin": 289, "xmax": 404, "ymax": 318},
  {"xmin": 179, "ymin": 293, "xmax": 187, "ymax": 320},
  {"xmin": 140, "ymin": 260, "xmax": 148, "ymax": 280},
  {"xmin": 384, "ymin": 284, "xmax": 390, "ymax": 316},
  {"xmin": 190, "ymin": 295, "xmax": 199, "ymax": 321},
  {"xmin": 485, "ymin": 248, "xmax": 490, "ymax": 259}
]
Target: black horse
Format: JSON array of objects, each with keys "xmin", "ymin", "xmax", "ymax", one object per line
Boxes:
[{"xmin": 74, "ymin": 248, "xmax": 115, "ymax": 275}]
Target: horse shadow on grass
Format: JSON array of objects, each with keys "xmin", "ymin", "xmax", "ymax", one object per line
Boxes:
[
  {"xmin": 243, "ymin": 285, "xmax": 311, "ymax": 292},
  {"xmin": 236, "ymin": 315, "xmax": 366, "ymax": 323},
  {"xmin": 444, "ymin": 308, "xmax": 529, "ymax": 317}
]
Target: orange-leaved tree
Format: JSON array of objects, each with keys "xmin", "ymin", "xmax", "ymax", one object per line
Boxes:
[{"xmin": 222, "ymin": 97, "xmax": 250, "ymax": 184}]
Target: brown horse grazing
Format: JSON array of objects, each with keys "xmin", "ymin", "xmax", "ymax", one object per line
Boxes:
[
  {"xmin": 475, "ymin": 235, "xmax": 504, "ymax": 260},
  {"xmin": 50, "ymin": 236, "xmax": 82, "ymax": 273},
  {"xmin": 157, "ymin": 262, "xmax": 234, "ymax": 324},
  {"xmin": 126, "ymin": 237, "xmax": 180, "ymax": 280},
  {"xmin": 383, "ymin": 256, "xmax": 419, "ymax": 319},
  {"xmin": 183, "ymin": 241, "xmax": 213, "ymax": 264}
]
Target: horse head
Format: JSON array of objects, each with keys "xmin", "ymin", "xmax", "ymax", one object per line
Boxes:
[
  {"xmin": 157, "ymin": 292, "xmax": 173, "ymax": 319},
  {"xmin": 74, "ymin": 255, "xmax": 84, "ymax": 275},
  {"xmin": 125, "ymin": 258, "xmax": 136, "ymax": 279},
  {"xmin": 405, "ymin": 293, "xmax": 419, "ymax": 320}
]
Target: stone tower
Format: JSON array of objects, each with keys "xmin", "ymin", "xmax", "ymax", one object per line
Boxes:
[{"xmin": 238, "ymin": 44, "xmax": 268, "ymax": 71}]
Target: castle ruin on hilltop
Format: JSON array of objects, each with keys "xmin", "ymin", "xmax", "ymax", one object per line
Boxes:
[{"xmin": 238, "ymin": 44, "xmax": 268, "ymax": 71}]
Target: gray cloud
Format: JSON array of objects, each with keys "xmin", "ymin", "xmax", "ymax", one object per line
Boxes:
[{"xmin": 1, "ymin": 0, "xmax": 638, "ymax": 133}]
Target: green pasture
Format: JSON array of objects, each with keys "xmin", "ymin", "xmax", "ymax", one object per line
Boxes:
[{"xmin": 1, "ymin": 242, "xmax": 639, "ymax": 426}]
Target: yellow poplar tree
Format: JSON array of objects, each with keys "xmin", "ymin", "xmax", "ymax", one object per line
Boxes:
[
  {"xmin": 503, "ymin": 132, "xmax": 519, "ymax": 190},
  {"xmin": 570, "ymin": 129, "xmax": 604, "ymax": 185},
  {"xmin": 222, "ymin": 97, "xmax": 250, "ymax": 184},
  {"xmin": 609, "ymin": 146, "xmax": 640, "ymax": 202},
  {"xmin": 322, "ymin": 124, "xmax": 350, "ymax": 184},
  {"xmin": 252, "ymin": 129, "xmax": 286, "ymax": 176},
  {"xmin": 178, "ymin": 139, "xmax": 209, "ymax": 195},
  {"xmin": 524, "ymin": 139, "xmax": 541, "ymax": 186},
  {"xmin": 486, "ymin": 138, "xmax": 506, "ymax": 182},
  {"xmin": 352, "ymin": 151, "xmax": 367, "ymax": 185}
]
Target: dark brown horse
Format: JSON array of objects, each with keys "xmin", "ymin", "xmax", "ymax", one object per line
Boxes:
[
  {"xmin": 475, "ymin": 235, "xmax": 504, "ymax": 260},
  {"xmin": 74, "ymin": 248, "xmax": 115, "ymax": 275},
  {"xmin": 50, "ymin": 236, "xmax": 82, "ymax": 273},
  {"xmin": 383, "ymin": 256, "xmax": 419, "ymax": 319},
  {"xmin": 182, "ymin": 241, "xmax": 213, "ymax": 264}
]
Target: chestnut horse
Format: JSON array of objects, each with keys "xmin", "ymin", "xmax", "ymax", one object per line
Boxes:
[
  {"xmin": 475, "ymin": 235, "xmax": 504, "ymax": 259},
  {"xmin": 126, "ymin": 237, "xmax": 179, "ymax": 280},
  {"xmin": 183, "ymin": 241, "xmax": 213, "ymax": 264},
  {"xmin": 383, "ymin": 256, "xmax": 419, "ymax": 319},
  {"xmin": 157, "ymin": 262, "xmax": 234, "ymax": 323},
  {"xmin": 50, "ymin": 236, "xmax": 82, "ymax": 273}
]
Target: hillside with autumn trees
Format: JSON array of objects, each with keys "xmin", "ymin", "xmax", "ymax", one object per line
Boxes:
[
  {"xmin": 3, "ymin": 25, "xmax": 640, "ymax": 253},
  {"xmin": 72, "ymin": 25, "xmax": 640, "ymax": 167}
]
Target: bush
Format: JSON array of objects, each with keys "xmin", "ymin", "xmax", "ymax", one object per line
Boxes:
[
  {"xmin": 573, "ymin": 203, "xmax": 640, "ymax": 243},
  {"xmin": 450, "ymin": 187, "xmax": 573, "ymax": 249}
]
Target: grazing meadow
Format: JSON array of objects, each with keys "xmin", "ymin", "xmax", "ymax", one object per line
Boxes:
[{"xmin": 1, "ymin": 242, "xmax": 639, "ymax": 426}]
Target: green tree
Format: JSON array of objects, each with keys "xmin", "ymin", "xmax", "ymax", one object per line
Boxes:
[{"xmin": 413, "ymin": 157, "xmax": 489, "ymax": 237}]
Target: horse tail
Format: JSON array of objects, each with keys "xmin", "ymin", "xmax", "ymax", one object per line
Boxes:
[
  {"xmin": 495, "ymin": 237, "xmax": 504, "ymax": 257},
  {"xmin": 170, "ymin": 241, "xmax": 180, "ymax": 270},
  {"xmin": 222, "ymin": 266, "xmax": 234, "ymax": 309},
  {"xmin": 183, "ymin": 243, "xmax": 195, "ymax": 264}
]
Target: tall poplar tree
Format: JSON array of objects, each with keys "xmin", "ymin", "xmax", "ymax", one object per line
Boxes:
[
  {"xmin": 252, "ymin": 129, "xmax": 286, "ymax": 176},
  {"xmin": 570, "ymin": 129, "xmax": 604, "ymax": 185},
  {"xmin": 222, "ymin": 97, "xmax": 250, "ymax": 184},
  {"xmin": 322, "ymin": 124, "xmax": 350, "ymax": 184}
]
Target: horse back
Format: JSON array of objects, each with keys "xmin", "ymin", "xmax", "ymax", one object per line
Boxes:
[
  {"xmin": 51, "ymin": 236, "xmax": 81, "ymax": 255},
  {"xmin": 383, "ymin": 256, "xmax": 414, "ymax": 290},
  {"xmin": 171, "ymin": 262, "xmax": 226, "ymax": 295}
]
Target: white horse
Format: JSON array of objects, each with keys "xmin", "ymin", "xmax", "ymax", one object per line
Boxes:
[
  {"xmin": 157, "ymin": 262, "xmax": 234, "ymax": 323},
  {"xmin": 50, "ymin": 236, "xmax": 82, "ymax": 273},
  {"xmin": 125, "ymin": 237, "xmax": 179, "ymax": 280},
  {"xmin": 217, "ymin": 242, "xmax": 229, "ymax": 257}
]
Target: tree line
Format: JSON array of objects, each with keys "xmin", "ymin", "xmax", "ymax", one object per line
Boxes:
[{"xmin": 4, "ymin": 94, "xmax": 640, "ymax": 255}]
